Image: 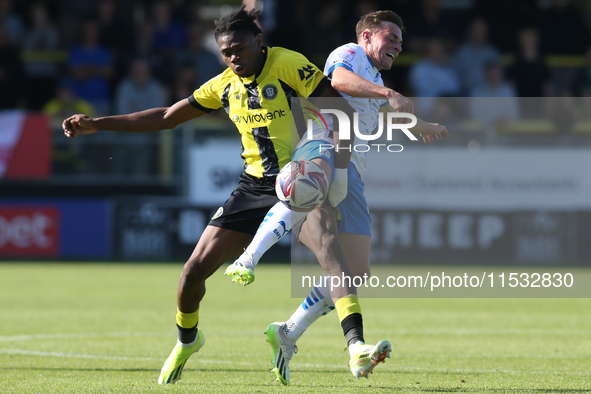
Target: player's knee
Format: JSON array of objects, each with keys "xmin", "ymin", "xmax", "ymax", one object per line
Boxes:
[
  {"xmin": 313, "ymin": 231, "xmax": 342, "ymax": 266},
  {"xmin": 318, "ymin": 231, "xmax": 339, "ymax": 253},
  {"xmin": 181, "ymin": 257, "xmax": 209, "ymax": 288}
]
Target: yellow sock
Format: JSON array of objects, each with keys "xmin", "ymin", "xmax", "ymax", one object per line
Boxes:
[
  {"xmin": 176, "ymin": 308, "xmax": 199, "ymax": 329},
  {"xmin": 335, "ymin": 295, "xmax": 362, "ymax": 322},
  {"xmin": 335, "ymin": 296, "xmax": 364, "ymax": 346}
]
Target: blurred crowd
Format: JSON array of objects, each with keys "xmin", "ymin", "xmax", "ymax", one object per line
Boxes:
[{"xmin": 1, "ymin": 0, "xmax": 591, "ymax": 119}]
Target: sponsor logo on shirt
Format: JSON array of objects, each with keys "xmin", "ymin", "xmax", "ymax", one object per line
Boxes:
[
  {"xmin": 298, "ymin": 65, "xmax": 316, "ymax": 81},
  {"xmin": 231, "ymin": 109, "xmax": 287, "ymax": 124}
]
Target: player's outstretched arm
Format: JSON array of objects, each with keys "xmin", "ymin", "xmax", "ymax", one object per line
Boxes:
[
  {"xmin": 331, "ymin": 66, "xmax": 446, "ymax": 144},
  {"xmin": 379, "ymin": 104, "xmax": 448, "ymax": 144},
  {"xmin": 331, "ymin": 66, "xmax": 413, "ymax": 114},
  {"xmin": 63, "ymin": 98, "xmax": 207, "ymax": 138}
]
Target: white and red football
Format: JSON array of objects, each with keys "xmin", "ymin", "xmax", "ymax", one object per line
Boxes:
[{"xmin": 275, "ymin": 160, "xmax": 329, "ymax": 212}]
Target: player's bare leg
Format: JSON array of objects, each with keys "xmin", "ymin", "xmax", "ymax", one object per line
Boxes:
[
  {"xmin": 339, "ymin": 232, "xmax": 371, "ymax": 278},
  {"xmin": 336, "ymin": 232, "xmax": 390, "ymax": 377},
  {"xmin": 178, "ymin": 225, "xmax": 253, "ymax": 311},
  {"xmin": 299, "ymin": 204, "xmax": 354, "ymax": 301},
  {"xmin": 266, "ymin": 204, "xmax": 363, "ymax": 384},
  {"xmin": 281, "ymin": 232, "xmax": 371, "ymax": 345},
  {"xmin": 159, "ymin": 226, "xmax": 253, "ymax": 384},
  {"xmin": 274, "ymin": 223, "xmax": 389, "ymax": 380}
]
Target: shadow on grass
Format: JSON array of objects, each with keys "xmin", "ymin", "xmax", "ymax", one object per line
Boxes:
[
  {"xmin": 420, "ymin": 389, "xmax": 590, "ymax": 393},
  {"xmin": 2, "ymin": 367, "xmax": 587, "ymax": 393},
  {"xmin": 0, "ymin": 366, "xmax": 348, "ymax": 374}
]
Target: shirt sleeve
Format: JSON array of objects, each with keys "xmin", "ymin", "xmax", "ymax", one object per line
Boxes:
[
  {"xmin": 273, "ymin": 50, "xmax": 328, "ymax": 98},
  {"xmin": 190, "ymin": 73, "xmax": 226, "ymax": 113},
  {"xmin": 324, "ymin": 44, "xmax": 364, "ymax": 78}
]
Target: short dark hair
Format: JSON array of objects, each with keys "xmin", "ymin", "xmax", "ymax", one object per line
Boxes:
[
  {"xmin": 355, "ymin": 10, "xmax": 405, "ymax": 39},
  {"xmin": 214, "ymin": 5, "xmax": 262, "ymax": 40}
]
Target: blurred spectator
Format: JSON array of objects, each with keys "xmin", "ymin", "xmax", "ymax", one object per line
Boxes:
[
  {"xmin": 538, "ymin": 0, "xmax": 590, "ymax": 55},
  {"xmin": 43, "ymin": 78, "xmax": 95, "ymax": 130},
  {"xmin": 508, "ymin": 28, "xmax": 550, "ymax": 97},
  {"xmin": 96, "ymin": 0, "xmax": 133, "ymax": 84},
  {"xmin": 453, "ymin": 17, "xmax": 500, "ymax": 95},
  {"xmin": 22, "ymin": 1, "xmax": 61, "ymax": 111},
  {"xmin": 408, "ymin": 38, "xmax": 460, "ymax": 116},
  {"xmin": 305, "ymin": 0, "xmax": 344, "ymax": 66},
  {"xmin": 578, "ymin": 46, "xmax": 591, "ymax": 97},
  {"xmin": 112, "ymin": 57, "xmax": 165, "ymax": 177},
  {"xmin": 173, "ymin": 24, "xmax": 222, "ymax": 87},
  {"xmin": 134, "ymin": 21, "xmax": 153, "ymax": 58},
  {"xmin": 132, "ymin": 21, "xmax": 168, "ymax": 89},
  {"xmin": 148, "ymin": 0, "xmax": 186, "ymax": 83},
  {"xmin": 170, "ymin": 61, "xmax": 196, "ymax": 104},
  {"xmin": 43, "ymin": 78, "xmax": 95, "ymax": 174},
  {"xmin": 470, "ymin": 61, "xmax": 519, "ymax": 124},
  {"xmin": 56, "ymin": 0, "xmax": 95, "ymax": 48},
  {"xmin": 57, "ymin": 0, "xmax": 95, "ymax": 18},
  {"xmin": 96, "ymin": 0, "xmax": 126, "ymax": 49},
  {"xmin": 576, "ymin": 52, "xmax": 591, "ymax": 123},
  {"xmin": 0, "ymin": 22, "xmax": 22, "ymax": 109},
  {"xmin": 169, "ymin": 0, "xmax": 193, "ymax": 25},
  {"xmin": 538, "ymin": 0, "xmax": 591, "ymax": 95},
  {"xmin": 404, "ymin": 0, "xmax": 454, "ymax": 54},
  {"xmin": 115, "ymin": 58, "xmax": 166, "ymax": 115},
  {"xmin": 0, "ymin": 0, "xmax": 23, "ymax": 44},
  {"xmin": 471, "ymin": 61, "xmax": 518, "ymax": 98},
  {"xmin": 244, "ymin": 0, "xmax": 307, "ymax": 52},
  {"xmin": 474, "ymin": 0, "xmax": 537, "ymax": 53},
  {"xmin": 67, "ymin": 19, "xmax": 114, "ymax": 115}
]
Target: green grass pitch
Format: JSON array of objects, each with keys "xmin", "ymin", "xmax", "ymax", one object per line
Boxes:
[{"xmin": 0, "ymin": 263, "xmax": 589, "ymax": 393}]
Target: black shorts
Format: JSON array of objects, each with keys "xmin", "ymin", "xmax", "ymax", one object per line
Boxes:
[{"xmin": 208, "ymin": 172, "xmax": 279, "ymax": 235}]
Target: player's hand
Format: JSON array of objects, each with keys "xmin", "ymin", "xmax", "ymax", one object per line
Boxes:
[
  {"xmin": 388, "ymin": 92, "xmax": 414, "ymax": 114},
  {"xmin": 328, "ymin": 168, "xmax": 348, "ymax": 207},
  {"xmin": 62, "ymin": 114, "xmax": 99, "ymax": 138},
  {"xmin": 419, "ymin": 123, "xmax": 448, "ymax": 144}
]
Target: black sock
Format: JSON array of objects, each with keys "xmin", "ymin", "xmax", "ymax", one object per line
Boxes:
[
  {"xmin": 177, "ymin": 324, "xmax": 197, "ymax": 344},
  {"xmin": 341, "ymin": 313, "xmax": 364, "ymax": 347}
]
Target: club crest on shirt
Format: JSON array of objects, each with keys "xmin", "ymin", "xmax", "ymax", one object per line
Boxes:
[
  {"xmin": 262, "ymin": 84, "xmax": 278, "ymax": 100},
  {"xmin": 341, "ymin": 49, "xmax": 356, "ymax": 62},
  {"xmin": 212, "ymin": 207, "xmax": 223, "ymax": 220}
]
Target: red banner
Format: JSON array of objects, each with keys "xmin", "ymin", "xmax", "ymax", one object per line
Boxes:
[
  {"xmin": 0, "ymin": 111, "xmax": 51, "ymax": 179},
  {"xmin": 0, "ymin": 207, "xmax": 59, "ymax": 257}
]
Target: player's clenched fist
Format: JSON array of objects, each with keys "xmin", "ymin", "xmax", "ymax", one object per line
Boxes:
[{"xmin": 62, "ymin": 114, "xmax": 99, "ymax": 138}]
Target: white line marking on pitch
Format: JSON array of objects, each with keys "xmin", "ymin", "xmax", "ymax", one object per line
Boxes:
[
  {"xmin": 0, "ymin": 332, "xmax": 171, "ymax": 342},
  {"xmin": 0, "ymin": 349, "xmax": 234, "ymax": 365},
  {"xmin": 0, "ymin": 348, "xmax": 160, "ymax": 361}
]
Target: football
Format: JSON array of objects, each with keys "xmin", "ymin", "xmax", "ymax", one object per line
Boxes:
[{"xmin": 275, "ymin": 160, "xmax": 329, "ymax": 212}]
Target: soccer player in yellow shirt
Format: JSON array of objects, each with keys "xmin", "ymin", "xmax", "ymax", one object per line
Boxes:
[{"xmin": 63, "ymin": 6, "xmax": 373, "ymax": 385}]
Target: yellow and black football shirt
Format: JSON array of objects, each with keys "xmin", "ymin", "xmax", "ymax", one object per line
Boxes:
[{"xmin": 189, "ymin": 46, "xmax": 328, "ymax": 179}]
